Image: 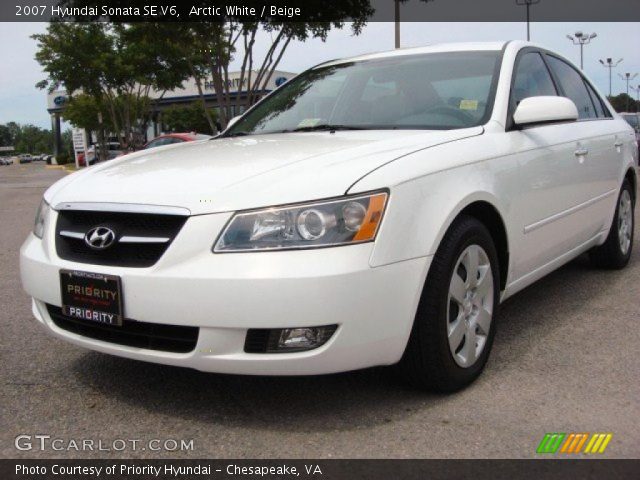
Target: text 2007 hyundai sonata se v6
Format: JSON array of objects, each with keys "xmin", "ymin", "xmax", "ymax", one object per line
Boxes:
[{"xmin": 21, "ymin": 42, "xmax": 637, "ymax": 391}]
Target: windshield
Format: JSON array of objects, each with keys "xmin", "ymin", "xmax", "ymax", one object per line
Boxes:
[{"xmin": 226, "ymin": 51, "xmax": 501, "ymax": 136}]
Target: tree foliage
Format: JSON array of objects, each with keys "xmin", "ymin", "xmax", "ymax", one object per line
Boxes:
[
  {"xmin": 0, "ymin": 122, "xmax": 71, "ymax": 155},
  {"xmin": 61, "ymin": 94, "xmax": 113, "ymax": 132},
  {"xmin": 161, "ymin": 102, "xmax": 218, "ymax": 134},
  {"xmin": 54, "ymin": 0, "xmax": 374, "ymax": 129},
  {"xmin": 32, "ymin": 22, "xmax": 192, "ymax": 152},
  {"xmin": 607, "ymin": 93, "xmax": 640, "ymax": 113}
]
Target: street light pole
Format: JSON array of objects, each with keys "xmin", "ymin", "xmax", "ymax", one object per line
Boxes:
[
  {"xmin": 631, "ymin": 85, "xmax": 640, "ymax": 112},
  {"xmin": 566, "ymin": 31, "xmax": 597, "ymax": 70},
  {"xmin": 394, "ymin": 0, "xmax": 400, "ymax": 49},
  {"xmin": 395, "ymin": 0, "xmax": 434, "ymax": 49},
  {"xmin": 619, "ymin": 73, "xmax": 639, "ymax": 112},
  {"xmin": 599, "ymin": 58, "xmax": 623, "ymax": 97},
  {"xmin": 516, "ymin": 0, "xmax": 541, "ymax": 41}
]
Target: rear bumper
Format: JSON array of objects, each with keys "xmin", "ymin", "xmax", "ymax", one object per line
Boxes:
[{"xmin": 20, "ymin": 211, "xmax": 430, "ymax": 375}]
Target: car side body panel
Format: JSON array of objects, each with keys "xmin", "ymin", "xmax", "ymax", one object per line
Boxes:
[{"xmin": 352, "ymin": 41, "xmax": 637, "ymax": 300}]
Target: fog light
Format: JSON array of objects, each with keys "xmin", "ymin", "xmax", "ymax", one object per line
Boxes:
[
  {"xmin": 277, "ymin": 326, "xmax": 334, "ymax": 351},
  {"xmin": 244, "ymin": 325, "xmax": 338, "ymax": 353}
]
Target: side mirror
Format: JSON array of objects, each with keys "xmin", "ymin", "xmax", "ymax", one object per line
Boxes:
[
  {"xmin": 226, "ymin": 116, "xmax": 241, "ymax": 129},
  {"xmin": 513, "ymin": 96, "xmax": 578, "ymax": 128}
]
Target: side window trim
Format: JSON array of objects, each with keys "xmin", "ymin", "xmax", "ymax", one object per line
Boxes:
[
  {"xmin": 543, "ymin": 52, "xmax": 612, "ymax": 120},
  {"xmin": 506, "ymin": 47, "xmax": 559, "ymax": 130},
  {"xmin": 585, "ymin": 79, "xmax": 612, "ymax": 118},
  {"xmin": 538, "ymin": 52, "xmax": 561, "ymax": 97},
  {"xmin": 584, "ymin": 80, "xmax": 604, "ymax": 118}
]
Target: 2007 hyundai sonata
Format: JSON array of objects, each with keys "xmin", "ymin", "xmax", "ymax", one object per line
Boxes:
[{"xmin": 21, "ymin": 41, "xmax": 637, "ymax": 391}]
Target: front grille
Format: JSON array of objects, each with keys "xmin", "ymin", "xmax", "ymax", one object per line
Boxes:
[
  {"xmin": 55, "ymin": 209, "xmax": 187, "ymax": 267},
  {"xmin": 47, "ymin": 304, "xmax": 198, "ymax": 353}
]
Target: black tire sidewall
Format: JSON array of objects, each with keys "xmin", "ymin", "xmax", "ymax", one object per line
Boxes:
[
  {"xmin": 614, "ymin": 180, "xmax": 635, "ymax": 262},
  {"xmin": 414, "ymin": 216, "xmax": 501, "ymax": 390}
]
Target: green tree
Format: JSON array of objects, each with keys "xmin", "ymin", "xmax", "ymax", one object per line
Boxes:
[
  {"xmin": 1, "ymin": 123, "xmax": 54, "ymax": 154},
  {"xmin": 607, "ymin": 93, "xmax": 640, "ymax": 113},
  {"xmin": 33, "ymin": 22, "xmax": 192, "ymax": 153},
  {"xmin": 62, "ymin": 94, "xmax": 113, "ymax": 132},
  {"xmin": 0, "ymin": 124, "xmax": 12, "ymax": 147},
  {"xmin": 197, "ymin": 9, "xmax": 374, "ymax": 127},
  {"xmin": 161, "ymin": 102, "xmax": 218, "ymax": 134},
  {"xmin": 32, "ymin": 23, "xmax": 113, "ymax": 158},
  {"xmin": 58, "ymin": 0, "xmax": 374, "ymax": 128}
]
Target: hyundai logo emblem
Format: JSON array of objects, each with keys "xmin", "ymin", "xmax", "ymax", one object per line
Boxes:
[
  {"xmin": 275, "ymin": 76, "xmax": 288, "ymax": 87},
  {"xmin": 53, "ymin": 95, "xmax": 66, "ymax": 106},
  {"xmin": 84, "ymin": 226, "xmax": 116, "ymax": 250}
]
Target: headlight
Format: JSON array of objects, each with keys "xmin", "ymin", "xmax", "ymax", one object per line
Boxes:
[
  {"xmin": 33, "ymin": 198, "xmax": 50, "ymax": 239},
  {"xmin": 214, "ymin": 191, "xmax": 388, "ymax": 252}
]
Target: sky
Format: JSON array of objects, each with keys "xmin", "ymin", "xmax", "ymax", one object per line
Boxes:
[{"xmin": 1, "ymin": 21, "xmax": 639, "ymax": 130}]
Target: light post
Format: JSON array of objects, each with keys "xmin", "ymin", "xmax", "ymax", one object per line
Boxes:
[
  {"xmin": 394, "ymin": 0, "xmax": 435, "ymax": 49},
  {"xmin": 619, "ymin": 73, "xmax": 639, "ymax": 112},
  {"xmin": 394, "ymin": 0, "xmax": 401, "ymax": 49},
  {"xmin": 631, "ymin": 85, "xmax": 640, "ymax": 112},
  {"xmin": 599, "ymin": 58, "xmax": 623, "ymax": 97},
  {"xmin": 566, "ymin": 31, "xmax": 597, "ymax": 70},
  {"xmin": 516, "ymin": 0, "xmax": 541, "ymax": 41}
]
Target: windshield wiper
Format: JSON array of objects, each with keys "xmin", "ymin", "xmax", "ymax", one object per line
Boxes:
[
  {"xmin": 224, "ymin": 131, "xmax": 251, "ymax": 138},
  {"xmin": 286, "ymin": 124, "xmax": 369, "ymax": 133},
  {"xmin": 223, "ymin": 125, "xmax": 368, "ymax": 137}
]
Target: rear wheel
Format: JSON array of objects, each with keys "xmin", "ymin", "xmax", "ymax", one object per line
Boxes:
[
  {"xmin": 589, "ymin": 180, "xmax": 634, "ymax": 269},
  {"xmin": 398, "ymin": 215, "xmax": 500, "ymax": 392}
]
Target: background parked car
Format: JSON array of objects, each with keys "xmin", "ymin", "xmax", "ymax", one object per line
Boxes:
[
  {"xmin": 143, "ymin": 132, "xmax": 211, "ymax": 150},
  {"xmin": 621, "ymin": 113, "xmax": 640, "ymax": 157},
  {"xmin": 0, "ymin": 157, "xmax": 12, "ymax": 165},
  {"xmin": 18, "ymin": 154, "xmax": 32, "ymax": 164},
  {"xmin": 99, "ymin": 142, "xmax": 125, "ymax": 160},
  {"xmin": 76, "ymin": 152, "xmax": 92, "ymax": 167},
  {"xmin": 77, "ymin": 143, "xmax": 124, "ymax": 167}
]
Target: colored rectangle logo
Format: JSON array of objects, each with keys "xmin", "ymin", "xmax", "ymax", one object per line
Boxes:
[{"xmin": 537, "ymin": 433, "xmax": 612, "ymax": 454}]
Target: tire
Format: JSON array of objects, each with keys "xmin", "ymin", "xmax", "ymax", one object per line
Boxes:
[
  {"xmin": 589, "ymin": 179, "xmax": 634, "ymax": 269},
  {"xmin": 398, "ymin": 215, "xmax": 501, "ymax": 392}
]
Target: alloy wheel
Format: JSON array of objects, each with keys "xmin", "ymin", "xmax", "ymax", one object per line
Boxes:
[
  {"xmin": 447, "ymin": 245, "xmax": 494, "ymax": 368},
  {"xmin": 618, "ymin": 189, "xmax": 633, "ymax": 256}
]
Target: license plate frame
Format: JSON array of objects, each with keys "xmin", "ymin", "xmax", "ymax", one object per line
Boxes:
[{"xmin": 59, "ymin": 269, "xmax": 123, "ymax": 326}]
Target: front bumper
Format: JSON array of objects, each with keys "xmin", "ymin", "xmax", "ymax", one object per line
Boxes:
[{"xmin": 20, "ymin": 210, "xmax": 430, "ymax": 375}]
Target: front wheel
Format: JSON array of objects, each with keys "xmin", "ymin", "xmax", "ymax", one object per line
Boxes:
[
  {"xmin": 398, "ymin": 215, "xmax": 500, "ymax": 392},
  {"xmin": 589, "ymin": 180, "xmax": 635, "ymax": 269}
]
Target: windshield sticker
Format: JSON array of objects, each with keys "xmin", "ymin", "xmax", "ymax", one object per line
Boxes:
[
  {"xmin": 459, "ymin": 100, "xmax": 479, "ymax": 111},
  {"xmin": 296, "ymin": 118, "xmax": 323, "ymax": 128}
]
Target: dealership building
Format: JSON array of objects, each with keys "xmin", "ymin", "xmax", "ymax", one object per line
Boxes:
[{"xmin": 46, "ymin": 70, "xmax": 296, "ymax": 156}]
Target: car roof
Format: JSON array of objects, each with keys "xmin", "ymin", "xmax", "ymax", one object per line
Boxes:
[{"xmin": 317, "ymin": 41, "xmax": 509, "ymax": 68}]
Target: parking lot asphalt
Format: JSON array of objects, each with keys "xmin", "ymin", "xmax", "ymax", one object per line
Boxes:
[{"xmin": 1, "ymin": 163, "xmax": 639, "ymax": 459}]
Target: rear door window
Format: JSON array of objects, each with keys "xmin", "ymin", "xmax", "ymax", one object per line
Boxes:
[{"xmin": 545, "ymin": 55, "xmax": 598, "ymax": 119}]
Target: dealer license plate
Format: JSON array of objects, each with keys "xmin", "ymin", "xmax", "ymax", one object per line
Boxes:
[{"xmin": 59, "ymin": 269, "xmax": 123, "ymax": 326}]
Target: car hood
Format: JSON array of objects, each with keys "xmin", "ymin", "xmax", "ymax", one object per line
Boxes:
[{"xmin": 46, "ymin": 128, "xmax": 482, "ymax": 214}]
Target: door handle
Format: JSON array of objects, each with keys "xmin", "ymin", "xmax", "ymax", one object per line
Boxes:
[
  {"xmin": 614, "ymin": 141, "xmax": 624, "ymax": 148},
  {"xmin": 574, "ymin": 148, "xmax": 589, "ymax": 156}
]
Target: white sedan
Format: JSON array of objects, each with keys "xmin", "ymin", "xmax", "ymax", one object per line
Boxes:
[{"xmin": 21, "ymin": 41, "xmax": 637, "ymax": 391}]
